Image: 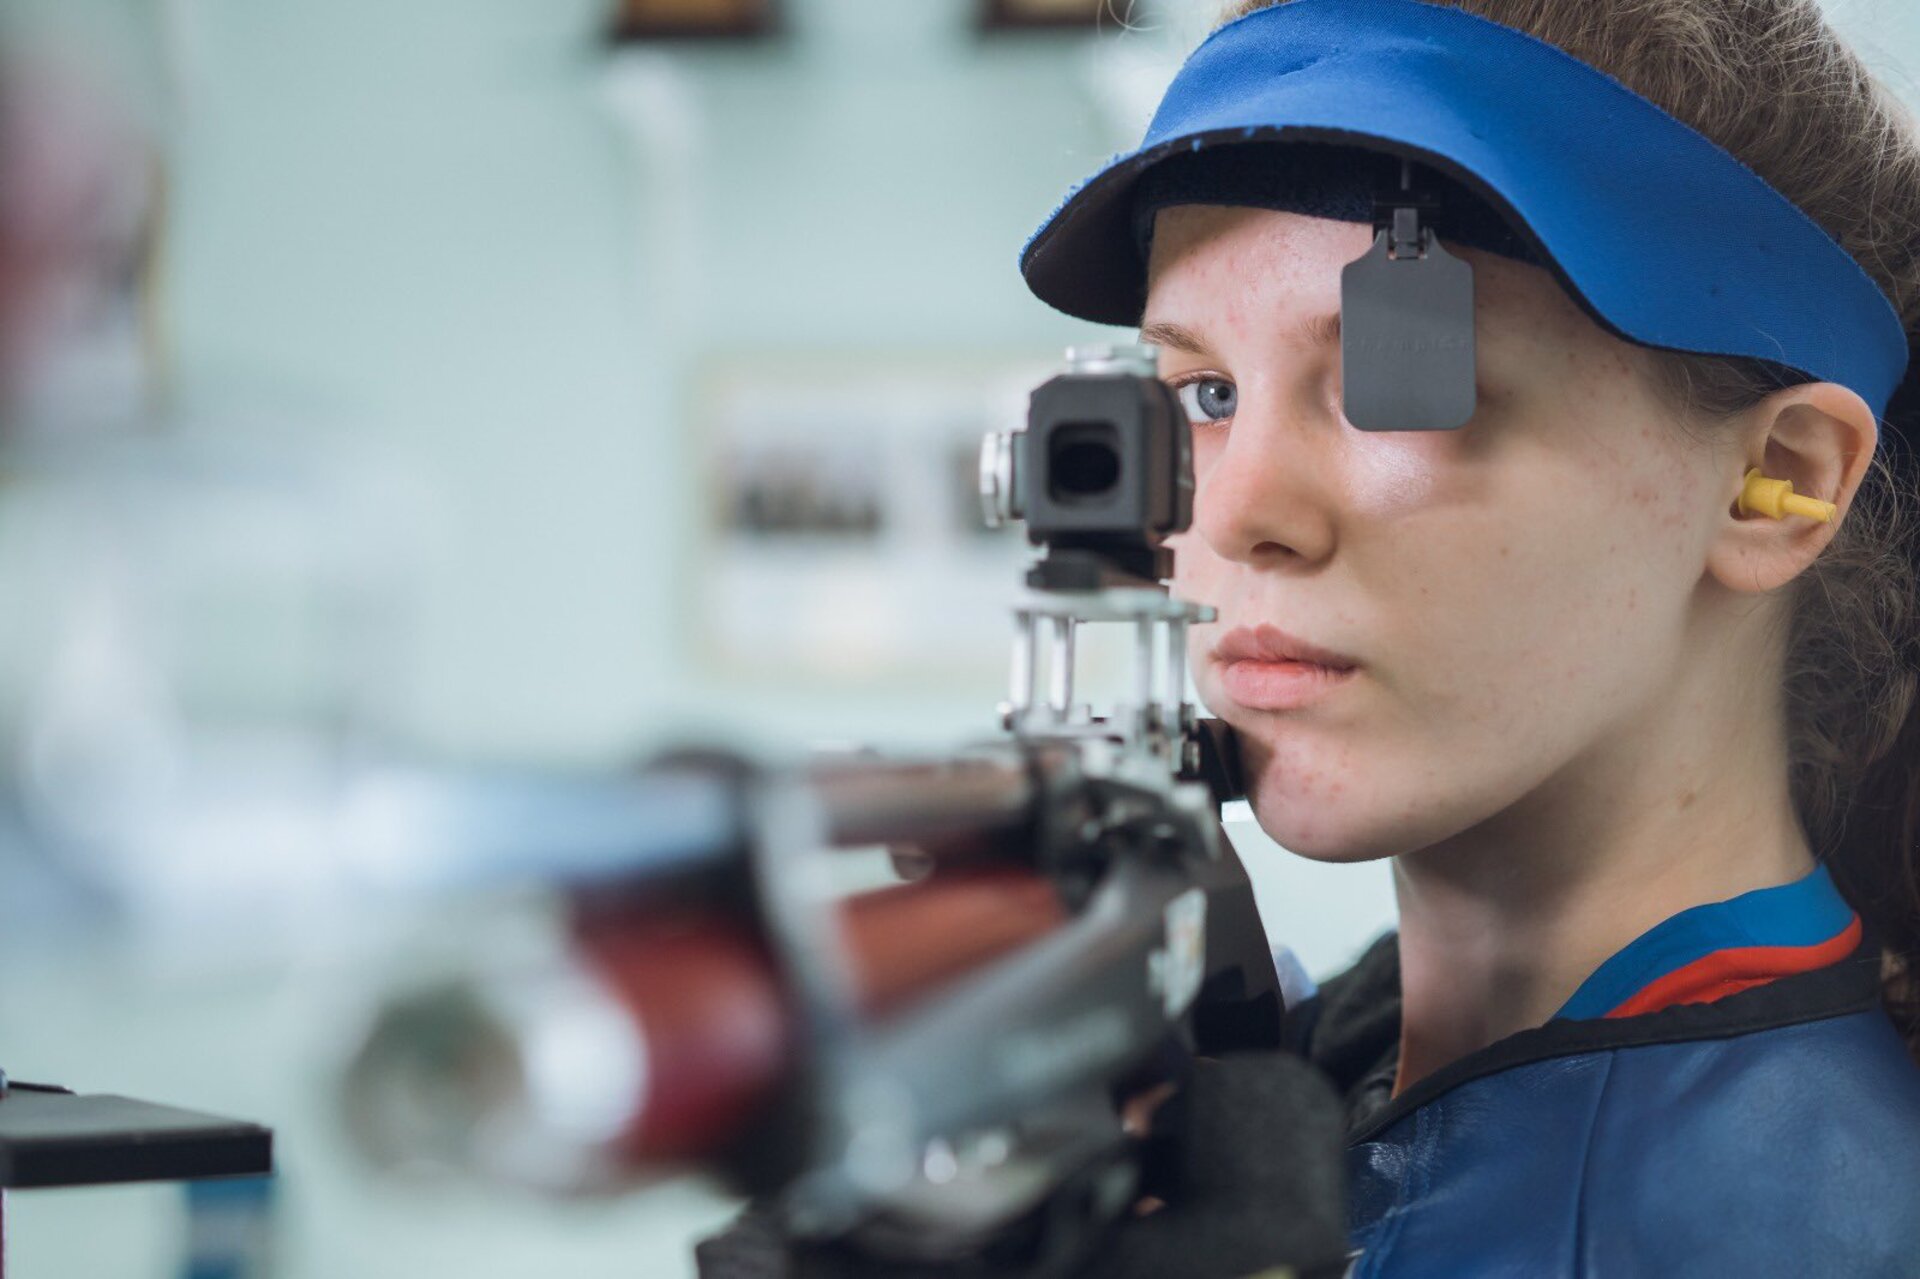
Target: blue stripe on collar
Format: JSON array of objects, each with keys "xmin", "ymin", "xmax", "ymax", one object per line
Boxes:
[{"xmin": 1555, "ymin": 864, "xmax": 1857, "ymax": 1022}]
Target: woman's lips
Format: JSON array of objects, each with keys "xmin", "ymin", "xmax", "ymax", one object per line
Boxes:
[
  {"xmin": 1209, "ymin": 622, "xmax": 1361, "ymax": 710},
  {"xmin": 1216, "ymin": 659, "xmax": 1359, "ymax": 711}
]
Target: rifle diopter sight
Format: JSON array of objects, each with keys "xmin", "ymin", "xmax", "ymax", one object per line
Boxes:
[{"xmin": 979, "ymin": 344, "xmax": 1214, "ymax": 774}]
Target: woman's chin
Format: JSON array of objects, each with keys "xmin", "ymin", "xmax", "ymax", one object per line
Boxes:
[{"xmin": 1244, "ymin": 791, "xmax": 1419, "ymax": 865}]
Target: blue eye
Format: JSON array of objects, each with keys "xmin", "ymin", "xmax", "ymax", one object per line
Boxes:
[{"xmin": 1176, "ymin": 378, "xmax": 1237, "ymax": 423}]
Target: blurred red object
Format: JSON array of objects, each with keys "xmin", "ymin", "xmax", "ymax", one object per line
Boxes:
[{"xmin": 575, "ymin": 866, "xmax": 1066, "ymax": 1160}]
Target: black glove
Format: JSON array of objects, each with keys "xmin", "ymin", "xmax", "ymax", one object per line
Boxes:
[{"xmin": 694, "ymin": 1051, "xmax": 1350, "ymax": 1279}]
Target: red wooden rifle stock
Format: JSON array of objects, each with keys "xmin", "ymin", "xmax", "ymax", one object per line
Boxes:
[{"xmin": 573, "ymin": 866, "xmax": 1068, "ymax": 1162}]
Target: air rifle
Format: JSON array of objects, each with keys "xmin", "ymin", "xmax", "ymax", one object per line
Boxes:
[{"xmin": 344, "ymin": 345, "xmax": 1305, "ymax": 1274}]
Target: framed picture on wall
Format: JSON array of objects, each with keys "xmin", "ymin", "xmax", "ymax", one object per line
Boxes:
[
  {"xmin": 978, "ymin": 0, "xmax": 1119, "ymax": 31},
  {"xmin": 609, "ymin": 0, "xmax": 779, "ymax": 42},
  {"xmin": 689, "ymin": 354, "xmax": 1051, "ymax": 687}
]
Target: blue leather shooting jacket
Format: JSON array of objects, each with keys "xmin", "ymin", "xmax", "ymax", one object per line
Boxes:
[{"xmin": 1283, "ymin": 867, "xmax": 1920, "ymax": 1277}]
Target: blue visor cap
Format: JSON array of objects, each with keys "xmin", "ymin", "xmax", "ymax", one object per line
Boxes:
[{"xmin": 1020, "ymin": 0, "xmax": 1910, "ymax": 418}]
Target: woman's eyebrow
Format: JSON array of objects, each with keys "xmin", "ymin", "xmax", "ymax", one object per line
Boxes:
[
  {"xmin": 1140, "ymin": 314, "xmax": 1343, "ymax": 356},
  {"xmin": 1139, "ymin": 320, "xmax": 1212, "ymax": 356},
  {"xmin": 1298, "ymin": 311, "xmax": 1343, "ymax": 348}
]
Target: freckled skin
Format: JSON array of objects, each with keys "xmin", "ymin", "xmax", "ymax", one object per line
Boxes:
[{"xmin": 1148, "ymin": 206, "xmax": 1727, "ymax": 863}]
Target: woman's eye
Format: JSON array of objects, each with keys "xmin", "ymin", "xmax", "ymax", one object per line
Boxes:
[{"xmin": 1175, "ymin": 378, "xmax": 1237, "ymax": 424}]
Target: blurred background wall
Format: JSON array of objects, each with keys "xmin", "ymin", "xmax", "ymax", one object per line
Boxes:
[{"xmin": 0, "ymin": 0, "xmax": 1915, "ymax": 1275}]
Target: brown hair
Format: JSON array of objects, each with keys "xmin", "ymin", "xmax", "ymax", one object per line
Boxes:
[{"xmin": 1223, "ymin": 0, "xmax": 1920, "ymax": 1049}]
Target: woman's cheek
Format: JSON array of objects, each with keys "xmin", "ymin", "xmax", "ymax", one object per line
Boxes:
[
  {"xmin": 1231, "ymin": 554, "xmax": 1563, "ymax": 863},
  {"xmin": 1239, "ymin": 666, "xmax": 1542, "ymax": 864},
  {"xmin": 1241, "ymin": 718, "xmax": 1448, "ymax": 862},
  {"xmin": 1336, "ymin": 430, "xmax": 1447, "ymax": 520}
]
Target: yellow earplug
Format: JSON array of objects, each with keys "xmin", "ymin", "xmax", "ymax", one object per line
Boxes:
[{"xmin": 1737, "ymin": 468, "xmax": 1836, "ymax": 524}]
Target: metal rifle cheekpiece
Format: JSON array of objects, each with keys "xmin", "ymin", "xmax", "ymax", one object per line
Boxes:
[{"xmin": 1340, "ymin": 158, "xmax": 1477, "ymax": 432}]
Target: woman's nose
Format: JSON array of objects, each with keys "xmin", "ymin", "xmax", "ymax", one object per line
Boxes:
[{"xmin": 1189, "ymin": 408, "xmax": 1338, "ymax": 567}]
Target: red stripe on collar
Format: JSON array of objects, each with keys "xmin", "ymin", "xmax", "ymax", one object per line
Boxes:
[{"xmin": 1603, "ymin": 914, "xmax": 1862, "ymax": 1019}]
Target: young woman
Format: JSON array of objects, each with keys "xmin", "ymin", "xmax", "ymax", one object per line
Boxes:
[
  {"xmin": 1027, "ymin": 0, "xmax": 1920, "ymax": 1272},
  {"xmin": 704, "ymin": 0, "xmax": 1920, "ymax": 1273}
]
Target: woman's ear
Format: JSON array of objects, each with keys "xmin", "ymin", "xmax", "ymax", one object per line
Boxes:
[{"xmin": 1704, "ymin": 381, "xmax": 1879, "ymax": 595}]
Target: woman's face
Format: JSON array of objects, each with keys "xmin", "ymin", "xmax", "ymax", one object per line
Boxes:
[{"xmin": 1149, "ymin": 204, "xmax": 1733, "ymax": 862}]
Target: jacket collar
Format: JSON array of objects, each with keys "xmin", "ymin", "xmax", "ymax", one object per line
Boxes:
[
  {"xmin": 1287, "ymin": 867, "xmax": 1882, "ymax": 1144},
  {"xmin": 1553, "ymin": 864, "xmax": 1862, "ymax": 1021}
]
